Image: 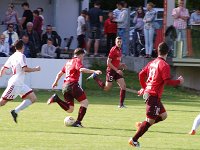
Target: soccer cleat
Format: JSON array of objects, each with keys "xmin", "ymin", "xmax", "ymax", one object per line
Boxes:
[
  {"xmin": 129, "ymin": 138, "xmax": 140, "ymax": 147},
  {"xmin": 135, "ymin": 122, "xmax": 142, "ymax": 130},
  {"xmin": 86, "ymin": 73, "xmax": 97, "ymax": 81},
  {"xmin": 188, "ymin": 130, "xmax": 196, "ymax": 135},
  {"xmin": 118, "ymin": 105, "xmax": 127, "ymax": 108},
  {"xmin": 72, "ymin": 121, "xmax": 84, "ymax": 128},
  {"xmin": 10, "ymin": 110, "xmax": 18, "ymax": 123},
  {"xmin": 47, "ymin": 94, "xmax": 58, "ymax": 105}
]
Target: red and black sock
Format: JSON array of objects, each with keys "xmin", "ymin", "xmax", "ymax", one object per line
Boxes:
[
  {"xmin": 154, "ymin": 116, "xmax": 163, "ymax": 124},
  {"xmin": 133, "ymin": 121, "xmax": 151, "ymax": 141},
  {"xmin": 120, "ymin": 89, "xmax": 126, "ymax": 106},
  {"xmin": 94, "ymin": 77, "xmax": 105, "ymax": 89},
  {"xmin": 77, "ymin": 106, "xmax": 87, "ymax": 122},
  {"xmin": 56, "ymin": 97, "xmax": 69, "ymax": 111}
]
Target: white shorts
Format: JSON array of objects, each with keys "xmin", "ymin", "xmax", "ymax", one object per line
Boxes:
[{"xmin": 1, "ymin": 84, "xmax": 33, "ymax": 100}]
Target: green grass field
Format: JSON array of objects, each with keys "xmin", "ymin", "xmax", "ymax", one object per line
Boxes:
[{"xmin": 0, "ymin": 66, "xmax": 200, "ymax": 150}]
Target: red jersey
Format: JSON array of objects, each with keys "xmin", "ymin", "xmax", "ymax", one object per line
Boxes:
[
  {"xmin": 61, "ymin": 57, "xmax": 83, "ymax": 84},
  {"xmin": 107, "ymin": 46, "xmax": 122, "ymax": 70},
  {"xmin": 139, "ymin": 57, "xmax": 180, "ymax": 98},
  {"xmin": 104, "ymin": 18, "xmax": 117, "ymax": 34}
]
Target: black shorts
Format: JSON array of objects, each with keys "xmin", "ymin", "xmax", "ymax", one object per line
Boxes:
[
  {"xmin": 88, "ymin": 27, "xmax": 101, "ymax": 39},
  {"xmin": 77, "ymin": 34, "xmax": 86, "ymax": 48},
  {"xmin": 106, "ymin": 69, "xmax": 123, "ymax": 82},
  {"xmin": 62, "ymin": 82, "xmax": 86, "ymax": 106},
  {"xmin": 146, "ymin": 95, "xmax": 166, "ymax": 120}
]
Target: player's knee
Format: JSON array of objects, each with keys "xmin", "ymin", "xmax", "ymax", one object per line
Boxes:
[
  {"xmin": 104, "ymin": 86, "xmax": 111, "ymax": 91},
  {"xmin": 0, "ymin": 99, "xmax": 7, "ymax": 106},
  {"xmin": 67, "ymin": 107, "xmax": 74, "ymax": 113},
  {"xmin": 162, "ymin": 113, "xmax": 168, "ymax": 120},
  {"xmin": 80, "ymin": 99, "xmax": 89, "ymax": 108},
  {"xmin": 30, "ymin": 96, "xmax": 37, "ymax": 103}
]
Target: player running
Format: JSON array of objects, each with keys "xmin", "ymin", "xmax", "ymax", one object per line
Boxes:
[
  {"xmin": 87, "ymin": 37, "xmax": 127, "ymax": 108},
  {"xmin": 0, "ymin": 40, "xmax": 41, "ymax": 123},
  {"xmin": 129, "ymin": 42, "xmax": 184, "ymax": 147},
  {"xmin": 189, "ymin": 114, "xmax": 200, "ymax": 135},
  {"xmin": 47, "ymin": 48, "xmax": 102, "ymax": 127}
]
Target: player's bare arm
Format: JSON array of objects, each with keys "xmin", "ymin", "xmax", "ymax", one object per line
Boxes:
[
  {"xmin": 80, "ymin": 68, "xmax": 102, "ymax": 75},
  {"xmin": 0, "ymin": 67, "xmax": 7, "ymax": 77},
  {"xmin": 23, "ymin": 66, "xmax": 41, "ymax": 73},
  {"xmin": 107, "ymin": 58, "xmax": 123, "ymax": 76},
  {"xmin": 52, "ymin": 71, "xmax": 64, "ymax": 89}
]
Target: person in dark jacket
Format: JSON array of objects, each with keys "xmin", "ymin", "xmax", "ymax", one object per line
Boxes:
[
  {"xmin": 21, "ymin": 34, "xmax": 36, "ymax": 58},
  {"xmin": 20, "ymin": 22, "xmax": 41, "ymax": 54},
  {"xmin": 41, "ymin": 25, "xmax": 61, "ymax": 48}
]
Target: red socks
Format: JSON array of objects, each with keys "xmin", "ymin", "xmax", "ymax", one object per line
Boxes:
[
  {"xmin": 77, "ymin": 106, "xmax": 87, "ymax": 122},
  {"xmin": 133, "ymin": 121, "xmax": 151, "ymax": 141},
  {"xmin": 120, "ymin": 89, "xmax": 126, "ymax": 106},
  {"xmin": 94, "ymin": 77, "xmax": 105, "ymax": 89},
  {"xmin": 56, "ymin": 98, "xmax": 69, "ymax": 111}
]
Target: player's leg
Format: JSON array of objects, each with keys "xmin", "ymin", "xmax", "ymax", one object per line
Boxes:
[
  {"xmin": 154, "ymin": 102, "xmax": 167, "ymax": 124},
  {"xmin": 116, "ymin": 78, "xmax": 126, "ymax": 108},
  {"xmin": 11, "ymin": 85, "xmax": 35, "ymax": 123},
  {"xmin": 189, "ymin": 114, "xmax": 200, "ymax": 135},
  {"xmin": 47, "ymin": 83, "xmax": 75, "ymax": 112},
  {"xmin": 71, "ymin": 83, "xmax": 88, "ymax": 127},
  {"xmin": 0, "ymin": 85, "xmax": 15, "ymax": 106},
  {"xmin": 129, "ymin": 96, "xmax": 159, "ymax": 147}
]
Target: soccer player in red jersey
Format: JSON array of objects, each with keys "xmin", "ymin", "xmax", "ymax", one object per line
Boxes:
[
  {"xmin": 47, "ymin": 48, "xmax": 102, "ymax": 127},
  {"xmin": 129, "ymin": 42, "xmax": 184, "ymax": 147},
  {"xmin": 87, "ymin": 37, "xmax": 127, "ymax": 108}
]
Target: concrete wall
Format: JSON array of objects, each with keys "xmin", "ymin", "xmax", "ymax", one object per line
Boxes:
[{"xmin": 174, "ymin": 66, "xmax": 200, "ymax": 91}]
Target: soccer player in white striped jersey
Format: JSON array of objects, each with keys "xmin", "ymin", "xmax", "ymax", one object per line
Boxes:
[
  {"xmin": 189, "ymin": 114, "xmax": 200, "ymax": 135},
  {"xmin": 0, "ymin": 40, "xmax": 40, "ymax": 123}
]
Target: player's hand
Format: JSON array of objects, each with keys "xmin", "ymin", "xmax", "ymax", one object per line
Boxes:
[
  {"xmin": 138, "ymin": 88, "xmax": 144, "ymax": 96},
  {"xmin": 95, "ymin": 70, "xmax": 102, "ymax": 75},
  {"xmin": 120, "ymin": 63, "xmax": 127, "ymax": 70},
  {"xmin": 52, "ymin": 82, "xmax": 58, "ymax": 89},
  {"xmin": 178, "ymin": 76, "xmax": 184, "ymax": 84},
  {"xmin": 116, "ymin": 70, "xmax": 123, "ymax": 76},
  {"xmin": 35, "ymin": 66, "xmax": 41, "ymax": 71}
]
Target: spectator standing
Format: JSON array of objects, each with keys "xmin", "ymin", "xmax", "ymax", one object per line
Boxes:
[
  {"xmin": 113, "ymin": 2, "xmax": 122, "ymax": 20},
  {"xmin": 77, "ymin": 10, "xmax": 87, "ymax": 49},
  {"xmin": 0, "ymin": 34, "xmax": 10, "ymax": 57},
  {"xmin": 41, "ymin": 38, "xmax": 59, "ymax": 58},
  {"xmin": 132, "ymin": 6, "xmax": 145, "ymax": 56},
  {"xmin": 172, "ymin": 0, "xmax": 189, "ymax": 57},
  {"xmin": 3, "ymin": 23, "xmax": 19, "ymax": 54},
  {"xmin": 21, "ymin": 22, "xmax": 41, "ymax": 54},
  {"xmin": 114, "ymin": 1, "xmax": 129, "ymax": 56},
  {"xmin": 4, "ymin": 3, "xmax": 19, "ymax": 33},
  {"xmin": 42, "ymin": 25, "xmax": 61, "ymax": 48},
  {"xmin": 21, "ymin": 34, "xmax": 35, "ymax": 58},
  {"xmin": 37, "ymin": 8, "xmax": 45, "ymax": 32},
  {"xmin": 33, "ymin": 10, "xmax": 43, "ymax": 37},
  {"xmin": 143, "ymin": 2, "xmax": 156, "ymax": 58},
  {"xmin": 86, "ymin": 1, "xmax": 103, "ymax": 56},
  {"xmin": 190, "ymin": 7, "xmax": 200, "ymax": 25},
  {"xmin": 104, "ymin": 11, "xmax": 117, "ymax": 56},
  {"xmin": 21, "ymin": 2, "xmax": 33, "ymax": 30}
]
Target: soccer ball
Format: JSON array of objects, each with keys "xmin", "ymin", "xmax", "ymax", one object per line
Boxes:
[{"xmin": 64, "ymin": 116, "xmax": 75, "ymax": 126}]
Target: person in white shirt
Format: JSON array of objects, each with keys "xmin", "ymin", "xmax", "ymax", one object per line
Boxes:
[
  {"xmin": 0, "ymin": 40, "xmax": 41, "ymax": 123},
  {"xmin": 3, "ymin": 23, "xmax": 19, "ymax": 53},
  {"xmin": 77, "ymin": 10, "xmax": 87, "ymax": 48},
  {"xmin": 0, "ymin": 34, "xmax": 10, "ymax": 57},
  {"xmin": 41, "ymin": 38, "xmax": 58, "ymax": 58}
]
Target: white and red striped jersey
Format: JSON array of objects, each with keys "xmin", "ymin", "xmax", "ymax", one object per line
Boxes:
[{"xmin": 4, "ymin": 51, "xmax": 27, "ymax": 86}]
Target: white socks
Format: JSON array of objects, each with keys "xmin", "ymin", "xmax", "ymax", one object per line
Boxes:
[
  {"xmin": 192, "ymin": 114, "xmax": 200, "ymax": 131},
  {"xmin": 14, "ymin": 99, "xmax": 32, "ymax": 114}
]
